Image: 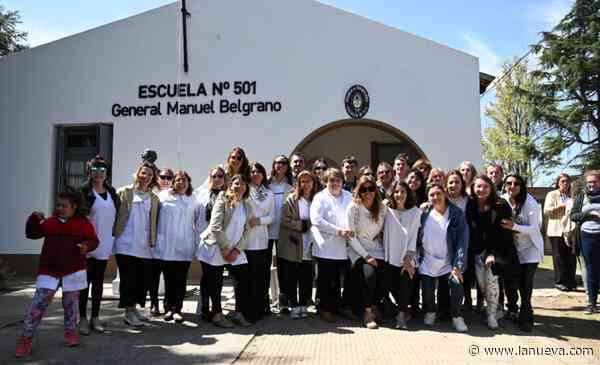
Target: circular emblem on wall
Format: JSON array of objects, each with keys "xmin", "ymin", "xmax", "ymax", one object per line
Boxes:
[{"xmin": 345, "ymin": 84, "xmax": 370, "ymax": 119}]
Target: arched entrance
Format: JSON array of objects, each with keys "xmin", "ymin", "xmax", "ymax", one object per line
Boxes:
[{"xmin": 293, "ymin": 119, "xmax": 426, "ymax": 168}]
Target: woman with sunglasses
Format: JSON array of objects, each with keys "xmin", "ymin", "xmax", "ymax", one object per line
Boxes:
[
  {"xmin": 383, "ymin": 181, "xmax": 421, "ymax": 329},
  {"xmin": 347, "ymin": 176, "xmax": 386, "ymax": 329},
  {"xmin": 154, "ymin": 171, "xmax": 198, "ymax": 323},
  {"xmin": 501, "ymin": 174, "xmax": 544, "ymax": 332},
  {"xmin": 78, "ymin": 156, "xmax": 120, "ymax": 335},
  {"xmin": 465, "ymin": 175, "xmax": 515, "ymax": 330},
  {"xmin": 199, "ymin": 174, "xmax": 253, "ymax": 327},
  {"xmin": 312, "ymin": 158, "xmax": 329, "ymax": 191},
  {"xmin": 267, "ymin": 155, "xmax": 294, "ymax": 313},
  {"xmin": 226, "ymin": 147, "xmax": 251, "ymax": 182},
  {"xmin": 156, "ymin": 168, "xmax": 174, "ymax": 192},
  {"xmin": 311, "ymin": 168, "xmax": 353, "ymax": 323},
  {"xmin": 245, "ymin": 162, "xmax": 275, "ymax": 321},
  {"xmin": 417, "ymin": 183, "xmax": 469, "ymax": 332},
  {"xmin": 195, "ymin": 166, "xmax": 229, "ymax": 325}
]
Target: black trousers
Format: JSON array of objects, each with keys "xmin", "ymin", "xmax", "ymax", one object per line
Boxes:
[
  {"xmin": 148, "ymin": 259, "xmax": 164, "ymax": 310},
  {"xmin": 79, "ymin": 258, "xmax": 108, "ymax": 319},
  {"xmin": 115, "ymin": 254, "xmax": 152, "ymax": 308},
  {"xmin": 245, "ymin": 249, "xmax": 271, "ymax": 321},
  {"xmin": 316, "ymin": 257, "xmax": 351, "ymax": 313},
  {"xmin": 505, "ymin": 262, "xmax": 538, "ymax": 325},
  {"xmin": 200, "ymin": 261, "xmax": 224, "ymax": 314},
  {"xmin": 228, "ymin": 264, "xmax": 251, "ymax": 318},
  {"xmin": 421, "ymin": 273, "xmax": 464, "ymax": 318},
  {"xmin": 352, "ymin": 258, "xmax": 386, "ymax": 310},
  {"xmin": 550, "ymin": 236, "xmax": 577, "ymax": 288},
  {"xmin": 386, "ymin": 264, "xmax": 414, "ymax": 311},
  {"xmin": 279, "ymin": 257, "xmax": 313, "ymax": 307},
  {"xmin": 163, "ymin": 260, "xmax": 191, "ymax": 313}
]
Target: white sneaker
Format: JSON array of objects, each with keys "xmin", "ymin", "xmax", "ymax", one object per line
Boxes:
[
  {"xmin": 452, "ymin": 317, "xmax": 468, "ymax": 332},
  {"xmin": 487, "ymin": 314, "xmax": 499, "ymax": 330},
  {"xmin": 291, "ymin": 307, "xmax": 301, "ymax": 320},
  {"xmin": 395, "ymin": 311, "xmax": 408, "ymax": 330},
  {"xmin": 124, "ymin": 310, "xmax": 143, "ymax": 327},
  {"xmin": 300, "ymin": 306, "xmax": 308, "ymax": 318},
  {"xmin": 133, "ymin": 308, "xmax": 150, "ymax": 322},
  {"xmin": 424, "ymin": 312, "xmax": 436, "ymax": 326}
]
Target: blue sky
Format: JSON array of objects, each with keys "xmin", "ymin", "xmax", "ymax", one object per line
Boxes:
[{"xmin": 4, "ymin": 0, "xmax": 574, "ymax": 183}]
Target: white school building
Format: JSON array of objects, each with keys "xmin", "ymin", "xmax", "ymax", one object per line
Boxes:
[{"xmin": 0, "ymin": 0, "xmax": 493, "ymax": 275}]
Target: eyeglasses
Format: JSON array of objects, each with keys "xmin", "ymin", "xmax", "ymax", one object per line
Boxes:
[
  {"xmin": 91, "ymin": 166, "xmax": 107, "ymax": 173},
  {"xmin": 212, "ymin": 174, "xmax": 224, "ymax": 179},
  {"xmin": 359, "ymin": 186, "xmax": 377, "ymax": 194},
  {"xmin": 160, "ymin": 175, "xmax": 174, "ymax": 181},
  {"xmin": 378, "ymin": 170, "xmax": 391, "ymax": 175},
  {"xmin": 230, "ymin": 155, "xmax": 243, "ymax": 161}
]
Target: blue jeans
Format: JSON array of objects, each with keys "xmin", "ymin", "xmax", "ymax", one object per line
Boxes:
[
  {"xmin": 421, "ymin": 273, "xmax": 464, "ymax": 318},
  {"xmin": 580, "ymin": 231, "xmax": 600, "ymax": 306}
]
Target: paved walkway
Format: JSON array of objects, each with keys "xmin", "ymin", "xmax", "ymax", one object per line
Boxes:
[{"xmin": 0, "ymin": 269, "xmax": 598, "ymax": 365}]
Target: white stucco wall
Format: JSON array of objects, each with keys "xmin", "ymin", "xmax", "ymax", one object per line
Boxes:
[{"xmin": 0, "ymin": 0, "xmax": 481, "ymax": 254}]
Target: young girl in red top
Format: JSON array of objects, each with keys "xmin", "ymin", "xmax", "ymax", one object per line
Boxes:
[{"xmin": 15, "ymin": 189, "xmax": 99, "ymax": 358}]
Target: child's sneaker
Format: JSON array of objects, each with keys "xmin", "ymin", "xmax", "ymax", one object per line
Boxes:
[
  {"xmin": 15, "ymin": 336, "xmax": 33, "ymax": 358},
  {"xmin": 65, "ymin": 330, "xmax": 80, "ymax": 347}
]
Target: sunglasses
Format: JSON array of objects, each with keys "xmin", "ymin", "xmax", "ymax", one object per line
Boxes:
[
  {"xmin": 212, "ymin": 174, "xmax": 224, "ymax": 179},
  {"xmin": 91, "ymin": 166, "xmax": 107, "ymax": 173},
  {"xmin": 359, "ymin": 186, "xmax": 377, "ymax": 194},
  {"xmin": 230, "ymin": 155, "xmax": 243, "ymax": 161},
  {"xmin": 378, "ymin": 170, "xmax": 391, "ymax": 175},
  {"xmin": 314, "ymin": 166, "xmax": 326, "ymax": 171},
  {"xmin": 505, "ymin": 181, "xmax": 520, "ymax": 186},
  {"xmin": 160, "ymin": 175, "xmax": 174, "ymax": 181}
]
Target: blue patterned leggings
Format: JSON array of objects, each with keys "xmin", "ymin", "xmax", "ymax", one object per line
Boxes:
[{"xmin": 22, "ymin": 288, "xmax": 79, "ymax": 338}]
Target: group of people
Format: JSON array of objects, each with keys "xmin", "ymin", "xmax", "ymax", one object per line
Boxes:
[{"xmin": 14, "ymin": 147, "xmax": 600, "ymax": 359}]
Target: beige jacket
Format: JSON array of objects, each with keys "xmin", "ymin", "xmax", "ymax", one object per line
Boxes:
[
  {"xmin": 277, "ymin": 194, "xmax": 311, "ymax": 263},
  {"xmin": 543, "ymin": 189, "xmax": 569, "ymax": 237},
  {"xmin": 200, "ymin": 192, "xmax": 252, "ymax": 251},
  {"xmin": 113, "ymin": 185, "xmax": 160, "ymax": 246}
]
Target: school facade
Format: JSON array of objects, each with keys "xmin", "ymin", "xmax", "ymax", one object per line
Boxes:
[{"xmin": 0, "ymin": 0, "xmax": 492, "ymax": 275}]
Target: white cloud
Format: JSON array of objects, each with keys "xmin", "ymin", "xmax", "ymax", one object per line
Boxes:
[
  {"xmin": 534, "ymin": 0, "xmax": 573, "ymax": 28},
  {"xmin": 462, "ymin": 34, "xmax": 502, "ymax": 76}
]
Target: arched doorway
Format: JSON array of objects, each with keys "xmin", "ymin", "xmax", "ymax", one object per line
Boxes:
[{"xmin": 293, "ymin": 119, "xmax": 426, "ymax": 168}]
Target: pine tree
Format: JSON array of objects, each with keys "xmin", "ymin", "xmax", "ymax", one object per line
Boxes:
[
  {"xmin": 0, "ymin": 5, "xmax": 28, "ymax": 57},
  {"xmin": 530, "ymin": 0, "xmax": 600, "ymax": 171}
]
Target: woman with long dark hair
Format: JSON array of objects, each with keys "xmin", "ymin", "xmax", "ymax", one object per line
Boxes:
[
  {"xmin": 225, "ymin": 147, "xmax": 251, "ymax": 182},
  {"xmin": 407, "ymin": 168, "xmax": 427, "ymax": 206},
  {"xmin": 347, "ymin": 176, "xmax": 386, "ymax": 329},
  {"xmin": 501, "ymin": 173, "xmax": 544, "ymax": 332},
  {"xmin": 465, "ymin": 175, "xmax": 515, "ymax": 329},
  {"xmin": 383, "ymin": 181, "xmax": 421, "ymax": 329},
  {"xmin": 78, "ymin": 156, "xmax": 119, "ymax": 335}
]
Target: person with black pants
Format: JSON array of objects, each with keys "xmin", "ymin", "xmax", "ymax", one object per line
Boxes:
[
  {"xmin": 310, "ymin": 168, "xmax": 353, "ymax": 323},
  {"xmin": 278, "ymin": 170, "xmax": 319, "ymax": 319},
  {"xmin": 502, "ymin": 174, "xmax": 544, "ymax": 332},
  {"xmin": 78, "ymin": 156, "xmax": 119, "ymax": 335},
  {"xmin": 245, "ymin": 162, "xmax": 275, "ymax": 322},
  {"xmin": 153, "ymin": 171, "xmax": 198, "ymax": 322}
]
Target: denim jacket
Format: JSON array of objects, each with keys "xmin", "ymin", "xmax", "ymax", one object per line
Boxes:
[{"xmin": 416, "ymin": 202, "xmax": 469, "ymax": 273}]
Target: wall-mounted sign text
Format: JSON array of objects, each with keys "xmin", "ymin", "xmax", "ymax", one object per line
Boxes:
[{"xmin": 111, "ymin": 81, "xmax": 283, "ymax": 118}]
